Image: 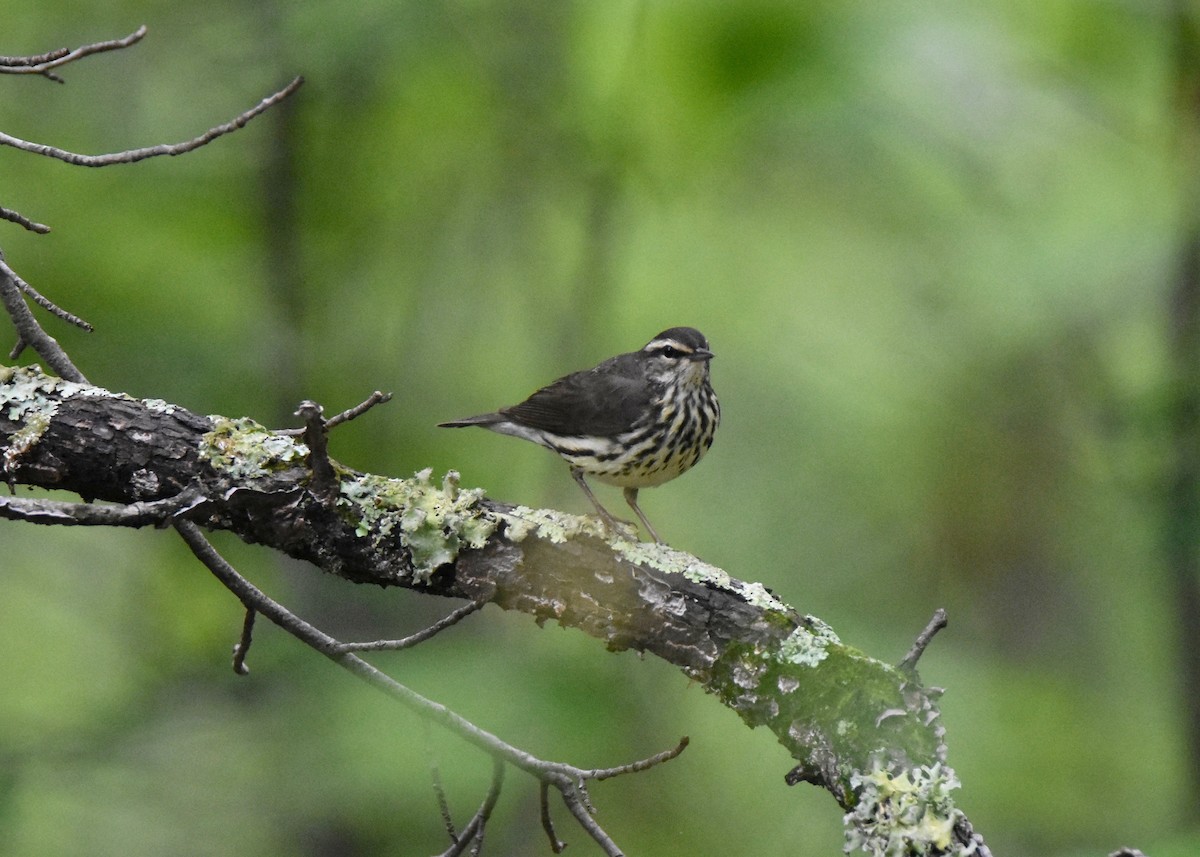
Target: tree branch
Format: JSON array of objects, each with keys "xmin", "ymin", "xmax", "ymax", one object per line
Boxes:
[
  {"xmin": 0, "ymin": 25, "xmax": 148, "ymax": 81},
  {"xmin": 0, "ymin": 364, "xmax": 981, "ymax": 853},
  {"xmin": 0, "ymin": 76, "xmax": 304, "ymax": 166}
]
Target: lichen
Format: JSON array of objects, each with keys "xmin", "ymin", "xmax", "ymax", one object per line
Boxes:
[
  {"xmin": 776, "ymin": 615, "xmax": 842, "ymax": 666},
  {"xmin": 1, "ymin": 365, "xmax": 71, "ymax": 422},
  {"xmin": 2, "ymin": 410, "xmax": 50, "ymax": 473},
  {"xmin": 141, "ymin": 397, "xmax": 178, "ymax": 414},
  {"xmin": 844, "ymin": 762, "xmax": 971, "ymax": 856},
  {"xmin": 493, "ymin": 505, "xmax": 612, "ymax": 543},
  {"xmin": 340, "ymin": 468, "xmax": 496, "ymax": 583},
  {"xmin": 1, "ymin": 367, "xmax": 94, "ymax": 472},
  {"xmin": 200, "ymin": 417, "xmax": 309, "ymax": 480},
  {"xmin": 613, "ymin": 540, "xmax": 791, "ymax": 613}
]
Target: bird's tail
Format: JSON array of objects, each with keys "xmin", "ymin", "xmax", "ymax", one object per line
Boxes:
[{"xmin": 438, "ymin": 413, "xmax": 503, "ymax": 428}]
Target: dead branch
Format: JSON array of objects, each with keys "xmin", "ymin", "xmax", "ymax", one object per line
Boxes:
[
  {"xmin": 0, "ymin": 25, "xmax": 147, "ymax": 82},
  {"xmin": 0, "ymin": 76, "xmax": 304, "ymax": 166}
]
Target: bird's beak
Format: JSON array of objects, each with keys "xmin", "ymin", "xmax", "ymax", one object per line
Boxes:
[{"xmin": 690, "ymin": 348, "xmax": 714, "ymax": 362}]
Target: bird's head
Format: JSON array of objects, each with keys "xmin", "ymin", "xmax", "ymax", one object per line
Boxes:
[{"xmin": 640, "ymin": 327, "xmax": 714, "ymax": 388}]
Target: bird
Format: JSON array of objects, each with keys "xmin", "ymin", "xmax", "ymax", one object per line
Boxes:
[{"xmin": 439, "ymin": 327, "xmax": 719, "ymax": 543}]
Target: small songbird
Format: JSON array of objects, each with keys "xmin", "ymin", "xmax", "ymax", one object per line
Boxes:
[{"xmin": 439, "ymin": 327, "xmax": 720, "ymax": 543}]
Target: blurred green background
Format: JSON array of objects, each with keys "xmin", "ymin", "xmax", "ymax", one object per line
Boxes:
[{"xmin": 2, "ymin": 2, "xmax": 1198, "ymax": 854}]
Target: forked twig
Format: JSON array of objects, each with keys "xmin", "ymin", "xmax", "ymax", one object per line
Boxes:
[
  {"xmin": 0, "ymin": 76, "xmax": 304, "ymax": 166},
  {"xmin": 0, "ymin": 26, "xmax": 148, "ymax": 81},
  {"xmin": 0, "ymin": 257, "xmax": 87, "ymax": 382},
  {"xmin": 172, "ymin": 521, "xmax": 685, "ymax": 856},
  {"xmin": 279, "ymin": 390, "xmax": 392, "ymax": 436},
  {"xmin": 435, "ymin": 758, "xmax": 505, "ymax": 857}
]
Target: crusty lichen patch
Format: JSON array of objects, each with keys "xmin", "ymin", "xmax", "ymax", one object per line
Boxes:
[
  {"xmin": 776, "ymin": 615, "xmax": 841, "ymax": 667},
  {"xmin": 491, "ymin": 505, "xmax": 613, "ymax": 543},
  {"xmin": 614, "ymin": 540, "xmax": 790, "ymax": 613},
  {"xmin": 340, "ymin": 468, "xmax": 496, "ymax": 583},
  {"xmin": 844, "ymin": 762, "xmax": 970, "ymax": 856},
  {"xmin": 1, "ymin": 366, "xmax": 123, "ymax": 474},
  {"xmin": 201, "ymin": 417, "xmax": 309, "ymax": 480}
]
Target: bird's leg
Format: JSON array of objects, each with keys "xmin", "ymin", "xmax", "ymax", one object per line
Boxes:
[
  {"xmin": 569, "ymin": 468, "xmax": 637, "ymax": 538},
  {"xmin": 622, "ymin": 487, "xmax": 663, "ymax": 545}
]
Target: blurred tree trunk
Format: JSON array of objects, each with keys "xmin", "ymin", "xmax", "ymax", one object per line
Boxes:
[{"xmin": 1168, "ymin": 1, "xmax": 1200, "ymax": 821}]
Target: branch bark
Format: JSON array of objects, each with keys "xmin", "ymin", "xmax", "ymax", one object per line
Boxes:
[{"xmin": 0, "ymin": 363, "xmax": 987, "ymax": 854}]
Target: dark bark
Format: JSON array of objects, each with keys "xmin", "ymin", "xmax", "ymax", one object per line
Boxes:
[{"xmin": 1, "ymin": 363, "xmax": 987, "ymax": 853}]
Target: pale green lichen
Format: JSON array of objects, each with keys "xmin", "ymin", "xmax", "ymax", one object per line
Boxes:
[
  {"xmin": 614, "ymin": 540, "xmax": 791, "ymax": 613},
  {"xmin": 844, "ymin": 763, "xmax": 971, "ymax": 857},
  {"xmin": 2, "ymin": 410, "xmax": 50, "ymax": 472},
  {"xmin": 141, "ymin": 397, "xmax": 178, "ymax": 414},
  {"xmin": 201, "ymin": 417, "xmax": 309, "ymax": 480},
  {"xmin": 777, "ymin": 616, "xmax": 841, "ymax": 667},
  {"xmin": 1, "ymin": 367, "xmax": 100, "ymax": 472},
  {"xmin": 1, "ymin": 365, "xmax": 169, "ymax": 419},
  {"xmin": 340, "ymin": 468, "xmax": 496, "ymax": 583},
  {"xmin": 492, "ymin": 505, "xmax": 612, "ymax": 543},
  {"xmin": 1, "ymin": 365, "xmax": 71, "ymax": 422}
]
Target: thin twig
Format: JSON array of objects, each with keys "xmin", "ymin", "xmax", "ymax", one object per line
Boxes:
[
  {"xmin": 0, "ymin": 26, "xmax": 148, "ymax": 80},
  {"xmin": 540, "ymin": 782, "xmax": 567, "ymax": 854},
  {"xmin": 0, "ymin": 76, "xmax": 304, "ymax": 166},
  {"xmin": 558, "ymin": 784, "xmax": 623, "ymax": 857},
  {"xmin": 899, "ymin": 608, "xmax": 948, "ymax": 672},
  {"xmin": 436, "ymin": 758, "xmax": 505, "ymax": 857},
  {"xmin": 8, "ymin": 267, "xmax": 93, "ymax": 331},
  {"xmin": 0, "ymin": 257, "xmax": 87, "ymax": 382},
  {"xmin": 0, "ymin": 490, "xmax": 202, "ymax": 527},
  {"xmin": 279, "ymin": 390, "xmax": 392, "ymax": 436},
  {"xmin": 426, "ymin": 733, "xmax": 459, "ymax": 843},
  {"xmin": 171, "ymin": 521, "xmax": 634, "ymax": 856},
  {"xmin": 332, "ymin": 601, "xmax": 485, "ymax": 653},
  {"xmin": 328, "ymin": 390, "xmax": 392, "ymax": 429},
  {"xmin": 582, "ymin": 736, "xmax": 690, "ymax": 781},
  {"xmin": 0, "ymin": 205, "xmax": 51, "ymax": 234},
  {"xmin": 232, "ymin": 607, "xmax": 256, "ymax": 675}
]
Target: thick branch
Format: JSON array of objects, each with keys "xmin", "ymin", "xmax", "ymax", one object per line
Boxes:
[{"xmin": 0, "ymin": 364, "xmax": 977, "ymax": 851}]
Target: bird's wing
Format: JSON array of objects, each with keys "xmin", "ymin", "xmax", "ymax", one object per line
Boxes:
[{"xmin": 501, "ymin": 354, "xmax": 651, "ymax": 437}]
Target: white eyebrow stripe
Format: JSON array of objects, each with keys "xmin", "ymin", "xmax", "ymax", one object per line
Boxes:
[{"xmin": 644, "ymin": 338, "xmax": 691, "ymax": 353}]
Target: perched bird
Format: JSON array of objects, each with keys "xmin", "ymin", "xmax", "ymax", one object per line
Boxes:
[{"xmin": 439, "ymin": 327, "xmax": 720, "ymax": 543}]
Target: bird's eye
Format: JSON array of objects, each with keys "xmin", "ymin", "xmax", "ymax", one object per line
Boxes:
[{"xmin": 660, "ymin": 345, "xmax": 682, "ymax": 359}]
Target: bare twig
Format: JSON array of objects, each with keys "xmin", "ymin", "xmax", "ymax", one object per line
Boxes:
[
  {"xmin": 232, "ymin": 607, "xmax": 256, "ymax": 675},
  {"xmin": 332, "ymin": 600, "xmax": 485, "ymax": 653},
  {"xmin": 540, "ymin": 782, "xmax": 567, "ymax": 854},
  {"xmin": 0, "ymin": 76, "xmax": 304, "ymax": 166},
  {"xmin": 436, "ymin": 757, "xmax": 504, "ymax": 857},
  {"xmin": 0, "ymin": 206, "xmax": 51, "ymax": 234},
  {"xmin": 899, "ymin": 608, "xmax": 948, "ymax": 672},
  {"xmin": 279, "ymin": 390, "xmax": 392, "ymax": 436},
  {"xmin": 585, "ymin": 736, "xmax": 690, "ymax": 781},
  {"xmin": 171, "ymin": 520, "xmax": 662, "ymax": 855},
  {"xmin": 328, "ymin": 390, "xmax": 392, "ymax": 428},
  {"xmin": 5, "ymin": 266, "xmax": 94, "ymax": 332},
  {"xmin": 0, "ymin": 491, "xmax": 204, "ymax": 527},
  {"xmin": 0, "ymin": 26, "xmax": 148, "ymax": 81},
  {"xmin": 0, "ymin": 257, "xmax": 87, "ymax": 382},
  {"xmin": 426, "ymin": 736, "xmax": 459, "ymax": 843}
]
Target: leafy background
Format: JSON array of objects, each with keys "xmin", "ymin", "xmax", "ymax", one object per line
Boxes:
[{"xmin": 1, "ymin": 2, "xmax": 1197, "ymax": 855}]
